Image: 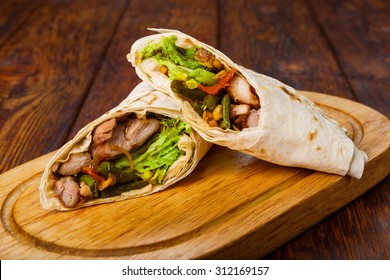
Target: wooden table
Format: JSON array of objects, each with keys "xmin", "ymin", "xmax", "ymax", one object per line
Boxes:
[{"xmin": 0, "ymin": 0, "xmax": 388, "ymax": 259}]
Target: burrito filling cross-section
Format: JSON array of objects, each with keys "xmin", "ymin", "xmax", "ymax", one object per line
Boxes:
[
  {"xmin": 133, "ymin": 34, "xmax": 259, "ymax": 131},
  {"xmin": 40, "ymin": 83, "xmax": 210, "ymax": 210},
  {"xmin": 51, "ymin": 114, "xmax": 190, "ymax": 208}
]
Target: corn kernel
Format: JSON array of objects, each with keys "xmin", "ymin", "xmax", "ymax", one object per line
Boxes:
[
  {"xmin": 212, "ymin": 104, "xmax": 223, "ymax": 121},
  {"xmin": 204, "ymin": 61, "xmax": 213, "ymax": 69},
  {"xmin": 185, "ymin": 79, "xmax": 198, "ymax": 89},
  {"xmin": 208, "ymin": 119, "xmax": 219, "ymax": 127},
  {"xmin": 176, "ymin": 72, "xmax": 188, "ymax": 81},
  {"xmin": 213, "ymin": 59, "xmax": 223, "ymax": 69},
  {"xmin": 143, "ymin": 170, "xmax": 154, "ymax": 179},
  {"xmin": 202, "ymin": 110, "xmax": 213, "ymax": 121}
]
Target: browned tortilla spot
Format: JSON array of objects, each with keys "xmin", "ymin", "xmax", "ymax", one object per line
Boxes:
[
  {"xmin": 147, "ymin": 94, "xmax": 158, "ymax": 104},
  {"xmin": 280, "ymin": 86, "xmax": 301, "ymax": 101},
  {"xmin": 308, "ymin": 128, "xmax": 318, "ymax": 141},
  {"xmin": 315, "ymin": 145, "xmax": 322, "ymax": 151}
]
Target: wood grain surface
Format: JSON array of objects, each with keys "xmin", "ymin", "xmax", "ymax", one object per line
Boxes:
[
  {"xmin": 0, "ymin": 0, "xmax": 389, "ymax": 259},
  {"xmin": 0, "ymin": 92, "xmax": 389, "ymax": 259}
]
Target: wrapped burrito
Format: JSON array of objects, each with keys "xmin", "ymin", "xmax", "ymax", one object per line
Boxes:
[
  {"xmin": 127, "ymin": 28, "xmax": 367, "ymax": 178},
  {"xmin": 40, "ymin": 83, "xmax": 210, "ymax": 210}
]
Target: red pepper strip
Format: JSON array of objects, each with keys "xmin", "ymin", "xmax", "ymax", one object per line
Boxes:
[
  {"xmin": 197, "ymin": 69, "xmax": 235, "ymax": 95},
  {"xmin": 82, "ymin": 166, "xmax": 105, "ymax": 182}
]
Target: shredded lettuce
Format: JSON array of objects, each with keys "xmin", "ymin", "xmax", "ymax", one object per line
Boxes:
[
  {"xmin": 141, "ymin": 36, "xmax": 200, "ymax": 69},
  {"xmin": 141, "ymin": 35, "xmax": 217, "ymax": 86}
]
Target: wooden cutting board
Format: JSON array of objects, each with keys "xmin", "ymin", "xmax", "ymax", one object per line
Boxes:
[{"xmin": 1, "ymin": 91, "xmax": 389, "ymax": 260}]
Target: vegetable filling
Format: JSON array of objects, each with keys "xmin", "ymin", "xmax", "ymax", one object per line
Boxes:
[
  {"xmin": 138, "ymin": 35, "xmax": 261, "ymax": 130},
  {"xmin": 51, "ymin": 113, "xmax": 191, "ymax": 208}
]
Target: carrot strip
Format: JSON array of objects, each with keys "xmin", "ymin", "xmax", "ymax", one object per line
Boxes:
[{"xmin": 197, "ymin": 69, "xmax": 235, "ymax": 95}]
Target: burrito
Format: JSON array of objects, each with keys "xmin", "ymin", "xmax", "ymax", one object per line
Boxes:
[
  {"xmin": 40, "ymin": 83, "xmax": 210, "ymax": 210},
  {"xmin": 127, "ymin": 28, "xmax": 367, "ymax": 178}
]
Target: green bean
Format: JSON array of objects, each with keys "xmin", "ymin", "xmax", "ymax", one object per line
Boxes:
[
  {"xmin": 100, "ymin": 180, "xmax": 149, "ymax": 198},
  {"xmin": 97, "ymin": 160, "xmax": 138, "ymax": 183},
  {"xmin": 170, "ymin": 80, "xmax": 207, "ymax": 101},
  {"xmin": 96, "ymin": 161, "xmax": 111, "ymax": 177},
  {"xmin": 219, "ymin": 94, "xmax": 231, "ymax": 130},
  {"xmin": 116, "ymin": 168, "xmax": 138, "ymax": 183},
  {"xmin": 201, "ymin": 94, "xmax": 221, "ymax": 111},
  {"xmin": 193, "ymin": 100, "xmax": 203, "ymax": 116},
  {"xmin": 78, "ymin": 174, "xmax": 95, "ymax": 186}
]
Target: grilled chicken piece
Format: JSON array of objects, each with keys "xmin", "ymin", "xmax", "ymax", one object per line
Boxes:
[
  {"xmin": 109, "ymin": 123, "xmax": 131, "ymax": 150},
  {"xmin": 230, "ymin": 104, "xmax": 250, "ymax": 129},
  {"xmin": 92, "ymin": 123, "xmax": 128, "ymax": 161},
  {"xmin": 53, "ymin": 177, "xmax": 80, "ymax": 207},
  {"xmin": 57, "ymin": 152, "xmax": 92, "ymax": 176},
  {"xmin": 93, "ymin": 119, "xmax": 116, "ymax": 144},
  {"xmin": 246, "ymin": 110, "xmax": 260, "ymax": 127},
  {"xmin": 230, "ymin": 105, "xmax": 260, "ymax": 129},
  {"xmin": 92, "ymin": 143, "xmax": 116, "ymax": 163},
  {"xmin": 231, "ymin": 104, "xmax": 251, "ymax": 118},
  {"xmin": 226, "ymin": 76, "xmax": 260, "ymax": 109},
  {"xmin": 92, "ymin": 117, "xmax": 160, "ymax": 162},
  {"xmin": 125, "ymin": 118, "xmax": 160, "ymax": 143}
]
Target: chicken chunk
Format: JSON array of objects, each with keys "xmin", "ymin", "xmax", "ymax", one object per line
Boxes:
[
  {"xmin": 53, "ymin": 177, "xmax": 80, "ymax": 207},
  {"xmin": 231, "ymin": 104, "xmax": 251, "ymax": 118},
  {"xmin": 125, "ymin": 118, "xmax": 160, "ymax": 144},
  {"xmin": 246, "ymin": 109, "xmax": 260, "ymax": 127},
  {"xmin": 230, "ymin": 105, "xmax": 260, "ymax": 129},
  {"xmin": 92, "ymin": 117, "xmax": 160, "ymax": 162},
  {"xmin": 93, "ymin": 119, "xmax": 116, "ymax": 144},
  {"xmin": 226, "ymin": 76, "xmax": 260, "ymax": 109},
  {"xmin": 57, "ymin": 152, "xmax": 92, "ymax": 176}
]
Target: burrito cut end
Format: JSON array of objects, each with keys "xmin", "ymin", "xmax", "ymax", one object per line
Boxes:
[{"xmin": 40, "ymin": 84, "xmax": 210, "ymax": 211}]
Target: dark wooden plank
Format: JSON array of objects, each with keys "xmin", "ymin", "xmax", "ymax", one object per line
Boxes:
[
  {"xmin": 67, "ymin": 0, "xmax": 219, "ymax": 139},
  {"xmin": 0, "ymin": 0, "xmax": 128, "ymax": 173},
  {"xmin": 309, "ymin": 0, "xmax": 390, "ymax": 117},
  {"xmin": 0, "ymin": 0, "xmax": 38, "ymax": 47},
  {"xmin": 219, "ymin": 0, "xmax": 354, "ymax": 99}
]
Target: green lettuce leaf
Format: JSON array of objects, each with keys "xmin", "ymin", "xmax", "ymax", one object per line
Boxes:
[
  {"xmin": 141, "ymin": 35, "xmax": 217, "ymax": 86},
  {"xmin": 127, "ymin": 117, "xmax": 191, "ymax": 184}
]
